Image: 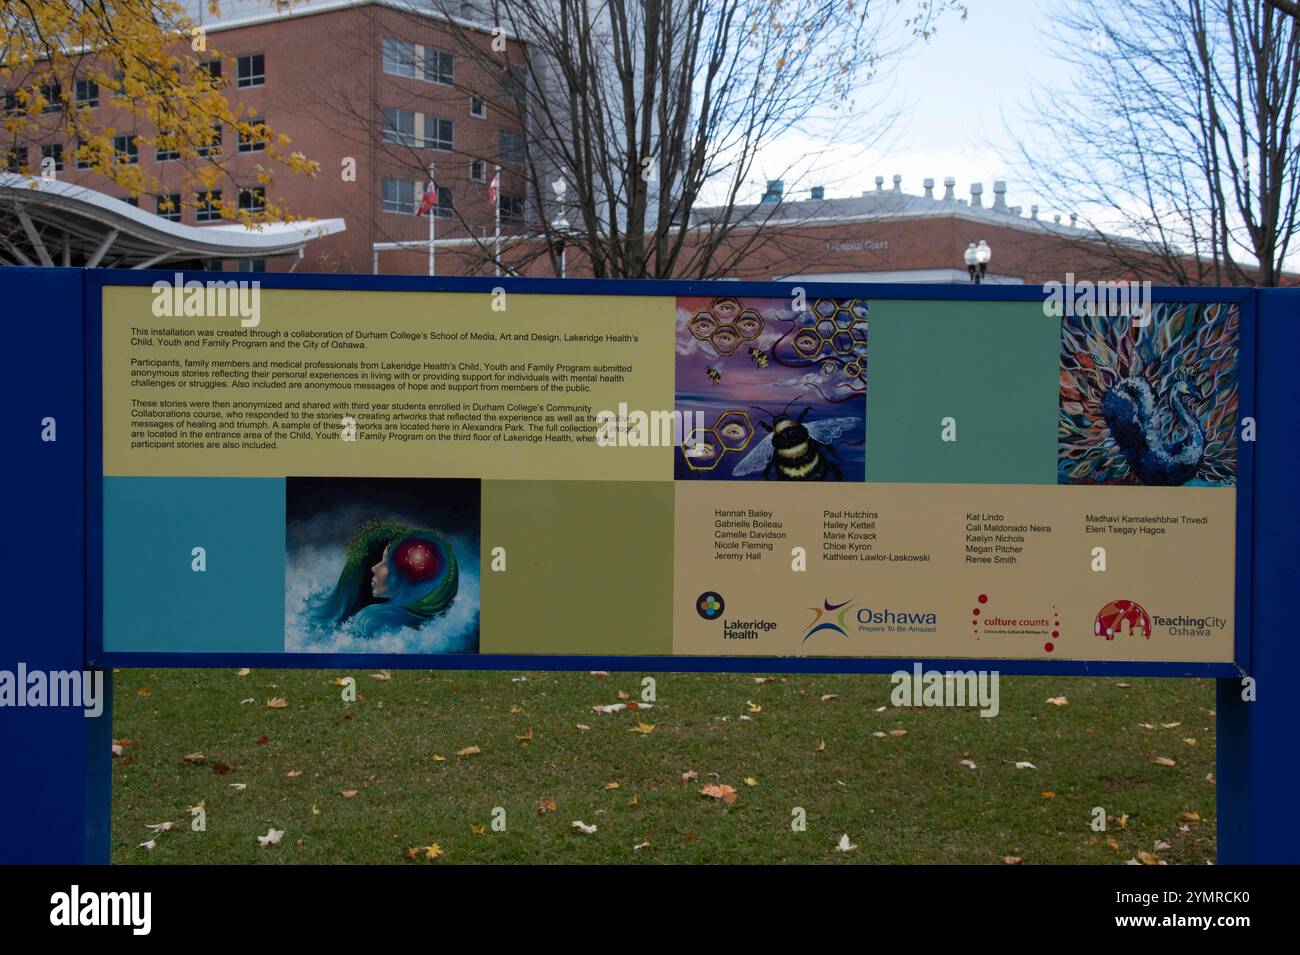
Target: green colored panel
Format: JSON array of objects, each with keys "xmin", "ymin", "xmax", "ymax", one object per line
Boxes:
[
  {"xmin": 868, "ymin": 299, "xmax": 1059, "ymax": 484},
  {"xmin": 480, "ymin": 481, "xmax": 674, "ymax": 654}
]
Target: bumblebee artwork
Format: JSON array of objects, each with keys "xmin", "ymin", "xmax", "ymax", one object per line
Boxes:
[
  {"xmin": 706, "ymin": 363, "xmax": 722, "ymax": 385},
  {"xmin": 731, "ymin": 406, "xmax": 859, "ymax": 481},
  {"xmin": 747, "ymin": 346, "xmax": 769, "ymax": 369}
]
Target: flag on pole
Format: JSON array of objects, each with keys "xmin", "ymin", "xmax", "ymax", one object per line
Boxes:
[
  {"xmin": 488, "ymin": 171, "xmax": 500, "ymax": 208},
  {"xmin": 416, "ymin": 180, "xmax": 438, "ymax": 216}
]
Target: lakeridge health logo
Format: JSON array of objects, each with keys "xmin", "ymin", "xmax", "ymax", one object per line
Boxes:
[
  {"xmin": 1095, "ymin": 599, "xmax": 1152, "ymax": 639},
  {"xmin": 696, "ymin": 591, "xmax": 725, "ymax": 620},
  {"xmin": 803, "ymin": 598, "xmax": 855, "ymax": 641}
]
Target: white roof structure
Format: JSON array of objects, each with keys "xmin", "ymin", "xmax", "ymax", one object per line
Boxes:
[{"xmin": 0, "ymin": 174, "xmax": 345, "ymax": 269}]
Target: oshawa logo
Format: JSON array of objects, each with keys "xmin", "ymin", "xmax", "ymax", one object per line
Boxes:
[{"xmin": 803, "ymin": 598, "xmax": 855, "ymax": 642}]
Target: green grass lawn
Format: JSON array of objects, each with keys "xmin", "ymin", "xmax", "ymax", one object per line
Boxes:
[{"xmin": 110, "ymin": 668, "xmax": 1217, "ymax": 864}]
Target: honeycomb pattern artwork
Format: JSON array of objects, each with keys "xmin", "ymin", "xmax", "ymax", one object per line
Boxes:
[
  {"xmin": 688, "ymin": 298, "xmax": 765, "ymax": 357},
  {"xmin": 680, "ymin": 409, "xmax": 755, "ymax": 472},
  {"xmin": 780, "ymin": 298, "xmax": 867, "ymax": 391}
]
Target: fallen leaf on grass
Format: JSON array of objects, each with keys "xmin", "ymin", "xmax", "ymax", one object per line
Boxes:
[
  {"xmin": 700, "ymin": 784, "xmax": 738, "ymax": 805},
  {"xmin": 745, "ymin": 701, "xmax": 762, "ymax": 713},
  {"xmin": 1153, "ymin": 839, "xmax": 1171, "ymax": 851},
  {"xmin": 432, "ymin": 754, "xmax": 446, "ymax": 762},
  {"xmin": 575, "ymin": 724, "xmax": 590, "ymax": 732},
  {"xmin": 1137, "ymin": 850, "xmax": 1160, "ymax": 865},
  {"xmin": 1161, "ymin": 722, "xmax": 1182, "ymax": 729},
  {"xmin": 836, "ymin": 834, "xmax": 857, "ymax": 852},
  {"xmin": 1106, "ymin": 836, "xmax": 1122, "ymax": 851},
  {"xmin": 821, "ymin": 694, "xmax": 838, "ymax": 702},
  {"xmin": 1046, "ymin": 696, "xmax": 1069, "ymax": 706},
  {"xmin": 311, "ymin": 804, "xmax": 320, "ymax": 815},
  {"xmin": 137, "ymin": 687, "xmax": 150, "ymax": 697},
  {"xmin": 605, "ymin": 782, "xmax": 620, "ymax": 790},
  {"xmin": 181, "ymin": 752, "xmax": 206, "ymax": 765},
  {"xmin": 592, "ymin": 703, "xmax": 627, "ymax": 714},
  {"xmin": 509, "ymin": 705, "xmax": 525, "ymax": 714},
  {"xmin": 266, "ymin": 697, "xmax": 288, "ymax": 709},
  {"xmin": 422, "ymin": 843, "xmax": 444, "ymax": 859},
  {"xmin": 370, "ymin": 670, "xmax": 391, "ymax": 681},
  {"xmin": 538, "ymin": 800, "xmax": 556, "ymax": 814},
  {"xmin": 1116, "ymin": 813, "xmax": 1129, "ymax": 829},
  {"xmin": 683, "ymin": 833, "xmax": 697, "ymax": 844},
  {"xmin": 617, "ymin": 690, "xmax": 630, "ymax": 700},
  {"xmin": 634, "ymin": 841, "xmax": 650, "ymax": 850},
  {"xmin": 816, "ymin": 740, "xmax": 826, "ymax": 752},
  {"xmin": 286, "ymin": 770, "xmax": 302, "ymax": 778},
  {"xmin": 145, "ymin": 822, "xmax": 174, "ymax": 833},
  {"xmin": 1003, "ymin": 856, "xmax": 1023, "ymax": 865},
  {"xmin": 236, "ymin": 668, "xmax": 251, "ymax": 677},
  {"xmin": 1182, "ymin": 738, "xmax": 1197, "ymax": 746},
  {"xmin": 753, "ymin": 676, "xmax": 776, "ymax": 684},
  {"xmin": 518, "ymin": 725, "xmax": 534, "ymax": 742},
  {"xmin": 959, "ymin": 759, "xmax": 977, "ymax": 770},
  {"xmin": 256, "ymin": 735, "xmax": 269, "ymax": 746},
  {"xmin": 1040, "ymin": 791, "xmax": 1056, "ymax": 799},
  {"xmin": 873, "ymin": 732, "xmax": 887, "ymax": 738},
  {"xmin": 456, "ymin": 746, "xmax": 481, "ymax": 757},
  {"xmin": 257, "ymin": 828, "xmax": 285, "ymax": 847},
  {"xmin": 590, "ymin": 671, "xmax": 610, "ymax": 678},
  {"xmin": 874, "ymin": 705, "xmax": 887, "ymax": 712},
  {"xmin": 572, "ymin": 821, "xmax": 597, "ymax": 834},
  {"xmin": 629, "ymin": 722, "xmax": 655, "ymax": 734},
  {"xmin": 229, "ymin": 783, "xmax": 247, "ymax": 791},
  {"xmin": 331, "ymin": 678, "xmax": 349, "ymax": 686},
  {"xmin": 1139, "ymin": 722, "xmax": 1156, "ymax": 730},
  {"xmin": 470, "ymin": 824, "xmax": 486, "ymax": 835},
  {"xmin": 681, "ymin": 771, "xmax": 699, "ymax": 782},
  {"xmin": 1011, "ymin": 761, "xmax": 1037, "ymax": 770},
  {"xmin": 211, "ymin": 763, "xmax": 231, "ymax": 775},
  {"xmin": 1114, "ymin": 682, "xmax": 1131, "ymax": 688},
  {"xmin": 1153, "ymin": 756, "xmax": 1177, "ymax": 767},
  {"xmin": 627, "ymin": 793, "xmax": 639, "ymax": 806},
  {"xmin": 138, "ymin": 840, "xmax": 155, "ymax": 850},
  {"xmin": 889, "ymin": 729, "xmax": 907, "ymax": 737},
  {"xmin": 340, "ymin": 790, "xmax": 358, "ymax": 798},
  {"xmin": 1180, "ymin": 811, "xmax": 1201, "ymax": 822},
  {"xmin": 743, "ymin": 777, "xmax": 757, "ymax": 786},
  {"xmin": 240, "ymin": 698, "xmax": 256, "ymax": 705}
]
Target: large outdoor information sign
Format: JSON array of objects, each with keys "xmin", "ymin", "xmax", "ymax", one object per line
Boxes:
[{"xmin": 89, "ymin": 277, "xmax": 1251, "ymax": 674}]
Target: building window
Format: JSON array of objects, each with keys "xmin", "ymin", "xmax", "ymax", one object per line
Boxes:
[
  {"xmin": 238, "ymin": 258, "xmax": 266, "ymax": 273},
  {"xmin": 382, "ymin": 178, "xmax": 417, "ymax": 214},
  {"xmin": 236, "ymin": 54, "xmax": 265, "ymax": 88},
  {"xmin": 381, "ymin": 38, "xmax": 451, "ymax": 84},
  {"xmin": 196, "ymin": 190, "xmax": 222, "ymax": 222},
  {"xmin": 500, "ymin": 193, "xmax": 525, "ymax": 226},
  {"xmin": 382, "ymin": 108, "xmax": 452, "ymax": 150},
  {"xmin": 423, "ymin": 48, "xmax": 453, "ymax": 85},
  {"xmin": 434, "ymin": 186, "xmax": 453, "ymax": 219},
  {"xmin": 155, "ymin": 131, "xmax": 180, "ymax": 162},
  {"xmin": 499, "ymin": 66, "xmax": 526, "ymax": 102},
  {"xmin": 41, "ymin": 143, "xmax": 63, "ymax": 172},
  {"xmin": 156, "ymin": 193, "xmax": 182, "ymax": 221},
  {"xmin": 75, "ymin": 80, "xmax": 99, "ymax": 108},
  {"xmin": 4, "ymin": 147, "xmax": 26, "ymax": 174},
  {"xmin": 470, "ymin": 159, "xmax": 485, "ymax": 182},
  {"xmin": 3, "ymin": 91, "xmax": 19, "ymax": 115},
  {"xmin": 41, "ymin": 82, "xmax": 63, "ymax": 112},
  {"xmin": 199, "ymin": 60, "xmax": 221, "ymax": 81},
  {"xmin": 113, "ymin": 134, "xmax": 138, "ymax": 164},
  {"xmin": 120, "ymin": 196, "xmax": 138, "ymax": 207},
  {"xmin": 238, "ymin": 186, "xmax": 266, "ymax": 213},
  {"xmin": 499, "ymin": 129, "xmax": 525, "ymax": 164},
  {"xmin": 198, "ymin": 123, "xmax": 222, "ymax": 157},
  {"xmin": 75, "ymin": 139, "xmax": 91, "ymax": 170},
  {"xmin": 470, "ymin": 96, "xmax": 486, "ymax": 119},
  {"xmin": 237, "ymin": 119, "xmax": 266, "ymax": 153}
]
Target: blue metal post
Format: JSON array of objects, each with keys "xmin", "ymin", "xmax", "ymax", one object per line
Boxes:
[
  {"xmin": 1217, "ymin": 289, "xmax": 1300, "ymax": 863},
  {"xmin": 0, "ymin": 268, "xmax": 110, "ymax": 864}
]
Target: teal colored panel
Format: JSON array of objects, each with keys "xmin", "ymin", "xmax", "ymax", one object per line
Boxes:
[
  {"xmin": 104, "ymin": 477, "xmax": 284, "ymax": 652},
  {"xmin": 868, "ymin": 299, "xmax": 1060, "ymax": 484}
]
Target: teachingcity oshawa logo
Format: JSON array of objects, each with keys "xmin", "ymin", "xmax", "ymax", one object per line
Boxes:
[
  {"xmin": 696, "ymin": 591, "xmax": 725, "ymax": 620},
  {"xmin": 803, "ymin": 599, "xmax": 855, "ymax": 641},
  {"xmin": 1095, "ymin": 599, "xmax": 1153, "ymax": 639}
]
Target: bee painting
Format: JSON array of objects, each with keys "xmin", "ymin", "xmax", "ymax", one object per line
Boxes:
[
  {"xmin": 731, "ymin": 406, "xmax": 858, "ymax": 481},
  {"xmin": 747, "ymin": 346, "xmax": 769, "ymax": 368},
  {"xmin": 706, "ymin": 363, "xmax": 722, "ymax": 385}
]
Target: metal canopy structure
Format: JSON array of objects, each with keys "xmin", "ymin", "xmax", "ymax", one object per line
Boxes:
[{"xmin": 0, "ymin": 174, "xmax": 345, "ymax": 270}]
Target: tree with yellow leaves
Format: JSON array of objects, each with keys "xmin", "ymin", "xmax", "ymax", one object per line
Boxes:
[{"xmin": 0, "ymin": 1, "xmax": 317, "ymax": 226}]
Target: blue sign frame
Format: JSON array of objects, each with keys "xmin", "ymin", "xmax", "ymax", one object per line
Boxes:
[{"xmin": 82, "ymin": 270, "xmax": 1255, "ymax": 678}]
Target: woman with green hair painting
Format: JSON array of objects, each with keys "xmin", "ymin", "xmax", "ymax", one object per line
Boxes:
[{"xmin": 308, "ymin": 519, "xmax": 460, "ymax": 638}]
